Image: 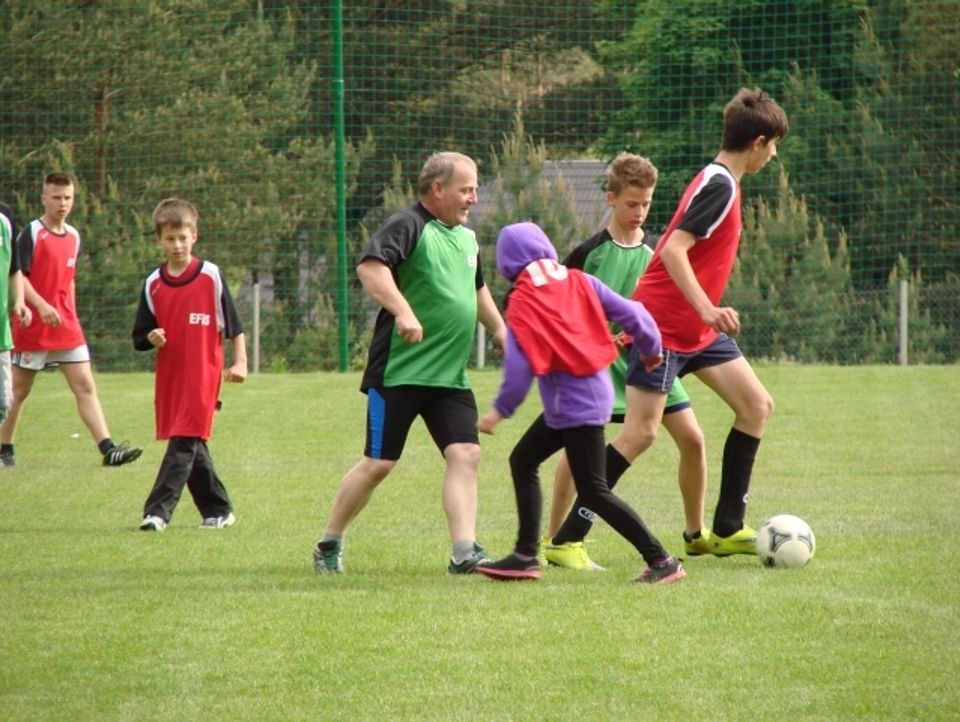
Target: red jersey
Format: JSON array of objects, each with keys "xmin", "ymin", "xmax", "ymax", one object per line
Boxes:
[
  {"xmin": 14, "ymin": 219, "xmax": 86, "ymax": 351},
  {"xmin": 635, "ymin": 163, "xmax": 741, "ymax": 353},
  {"xmin": 133, "ymin": 258, "xmax": 243, "ymax": 440}
]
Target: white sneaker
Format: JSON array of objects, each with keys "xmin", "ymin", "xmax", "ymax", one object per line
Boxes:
[
  {"xmin": 139, "ymin": 515, "xmax": 167, "ymax": 531},
  {"xmin": 199, "ymin": 512, "xmax": 236, "ymax": 529}
]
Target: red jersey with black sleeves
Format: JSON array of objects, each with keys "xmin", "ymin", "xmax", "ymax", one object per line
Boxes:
[
  {"xmin": 132, "ymin": 258, "xmax": 244, "ymax": 440},
  {"xmin": 634, "ymin": 163, "xmax": 741, "ymax": 353},
  {"xmin": 14, "ymin": 219, "xmax": 86, "ymax": 351}
]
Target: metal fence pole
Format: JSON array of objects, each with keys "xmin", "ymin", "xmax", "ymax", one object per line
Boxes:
[
  {"xmin": 898, "ymin": 279, "xmax": 909, "ymax": 366},
  {"xmin": 253, "ymin": 273, "xmax": 261, "ymax": 374},
  {"xmin": 333, "ymin": 0, "xmax": 349, "ymax": 371}
]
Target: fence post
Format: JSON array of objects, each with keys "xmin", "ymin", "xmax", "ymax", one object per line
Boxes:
[
  {"xmin": 333, "ymin": 0, "xmax": 349, "ymax": 371},
  {"xmin": 898, "ymin": 279, "xmax": 908, "ymax": 366},
  {"xmin": 252, "ymin": 272, "xmax": 260, "ymax": 374},
  {"xmin": 476, "ymin": 323, "xmax": 486, "ymax": 369}
]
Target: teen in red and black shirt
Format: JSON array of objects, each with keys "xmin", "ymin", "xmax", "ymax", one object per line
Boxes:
[{"xmin": 616, "ymin": 88, "xmax": 790, "ymax": 557}]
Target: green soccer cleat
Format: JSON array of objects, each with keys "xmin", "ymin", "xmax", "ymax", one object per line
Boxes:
[
  {"xmin": 683, "ymin": 528, "xmax": 711, "ymax": 557},
  {"xmin": 707, "ymin": 525, "xmax": 758, "ymax": 557},
  {"xmin": 313, "ymin": 539, "xmax": 344, "ymax": 574},
  {"xmin": 544, "ymin": 540, "xmax": 604, "ymax": 570},
  {"xmin": 447, "ymin": 541, "xmax": 491, "ymax": 575},
  {"xmin": 536, "ymin": 536, "xmax": 549, "ymax": 568}
]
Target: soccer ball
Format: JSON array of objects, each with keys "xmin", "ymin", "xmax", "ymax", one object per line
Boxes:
[{"xmin": 756, "ymin": 514, "xmax": 815, "ymax": 569}]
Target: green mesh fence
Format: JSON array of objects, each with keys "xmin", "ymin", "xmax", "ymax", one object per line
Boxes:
[{"xmin": 1, "ymin": 1, "xmax": 957, "ymax": 371}]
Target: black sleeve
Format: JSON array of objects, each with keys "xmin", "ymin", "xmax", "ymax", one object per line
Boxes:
[
  {"xmin": 219, "ymin": 269, "xmax": 245, "ymax": 340},
  {"xmin": 15, "ymin": 224, "xmax": 35, "ymax": 276},
  {"xmin": 563, "ymin": 243, "xmax": 589, "ymax": 270},
  {"xmin": 676, "ymin": 175, "xmax": 736, "ymax": 239},
  {"xmin": 9, "ymin": 232, "xmax": 21, "ymax": 274},
  {"xmin": 475, "ymin": 251, "xmax": 486, "ymax": 290},
  {"xmin": 132, "ymin": 283, "xmax": 157, "ymax": 351},
  {"xmin": 359, "ymin": 208, "xmax": 420, "ymax": 269},
  {"xmin": 563, "ymin": 230, "xmax": 609, "ymax": 269}
]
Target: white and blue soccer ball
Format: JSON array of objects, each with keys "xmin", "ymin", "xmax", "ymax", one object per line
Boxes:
[{"xmin": 756, "ymin": 514, "xmax": 815, "ymax": 569}]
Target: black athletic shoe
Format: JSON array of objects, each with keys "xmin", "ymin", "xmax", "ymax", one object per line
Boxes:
[
  {"xmin": 103, "ymin": 442, "xmax": 143, "ymax": 467},
  {"xmin": 634, "ymin": 556, "xmax": 686, "ymax": 585},
  {"xmin": 475, "ymin": 553, "xmax": 541, "ymax": 581}
]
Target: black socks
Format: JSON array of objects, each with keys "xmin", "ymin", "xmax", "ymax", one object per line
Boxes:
[{"xmin": 712, "ymin": 427, "xmax": 761, "ymax": 538}]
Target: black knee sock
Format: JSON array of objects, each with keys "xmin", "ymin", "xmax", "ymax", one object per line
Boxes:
[
  {"xmin": 712, "ymin": 428, "xmax": 760, "ymax": 537},
  {"xmin": 604, "ymin": 444, "xmax": 631, "ymax": 492},
  {"xmin": 552, "ymin": 444, "xmax": 631, "ymax": 545}
]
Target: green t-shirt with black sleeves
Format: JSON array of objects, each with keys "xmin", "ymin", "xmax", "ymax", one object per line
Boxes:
[
  {"xmin": 360, "ymin": 202, "xmax": 482, "ymax": 392},
  {"xmin": 563, "ymin": 228, "xmax": 690, "ymax": 415}
]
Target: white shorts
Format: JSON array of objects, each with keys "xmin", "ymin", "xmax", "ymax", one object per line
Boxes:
[
  {"xmin": 0, "ymin": 351, "xmax": 11, "ymax": 420},
  {"xmin": 12, "ymin": 345, "xmax": 92, "ymax": 372}
]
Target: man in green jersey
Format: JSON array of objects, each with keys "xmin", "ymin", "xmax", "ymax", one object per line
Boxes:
[
  {"xmin": 0, "ymin": 202, "xmax": 31, "ymax": 430},
  {"xmin": 313, "ymin": 152, "xmax": 506, "ymax": 575},
  {"xmin": 542, "ymin": 154, "xmax": 711, "ymax": 569}
]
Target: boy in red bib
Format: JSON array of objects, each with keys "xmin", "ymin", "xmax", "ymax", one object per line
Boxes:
[
  {"xmin": 133, "ymin": 199, "xmax": 247, "ymax": 531},
  {"xmin": 617, "ymin": 88, "xmax": 789, "ymax": 556},
  {"xmin": 1, "ymin": 173, "xmax": 142, "ymax": 467}
]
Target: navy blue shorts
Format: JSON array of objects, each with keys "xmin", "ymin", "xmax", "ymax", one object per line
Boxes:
[
  {"xmin": 364, "ymin": 385, "xmax": 479, "ymax": 461},
  {"xmin": 626, "ymin": 334, "xmax": 743, "ymax": 392}
]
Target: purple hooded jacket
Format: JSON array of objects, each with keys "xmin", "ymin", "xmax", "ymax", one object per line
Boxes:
[{"xmin": 491, "ymin": 222, "xmax": 662, "ymax": 429}]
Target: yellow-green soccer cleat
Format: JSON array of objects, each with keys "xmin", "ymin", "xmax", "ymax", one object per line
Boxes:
[
  {"xmin": 543, "ymin": 540, "xmax": 604, "ymax": 570},
  {"xmin": 707, "ymin": 525, "xmax": 758, "ymax": 557},
  {"xmin": 537, "ymin": 536, "xmax": 549, "ymax": 568},
  {"xmin": 683, "ymin": 528, "xmax": 711, "ymax": 556}
]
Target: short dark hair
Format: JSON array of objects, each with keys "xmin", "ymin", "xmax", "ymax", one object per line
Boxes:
[
  {"xmin": 43, "ymin": 171, "xmax": 74, "ymax": 187},
  {"xmin": 721, "ymin": 88, "xmax": 789, "ymax": 151},
  {"xmin": 153, "ymin": 198, "xmax": 199, "ymax": 235}
]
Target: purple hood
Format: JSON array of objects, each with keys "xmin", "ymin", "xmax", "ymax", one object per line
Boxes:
[{"xmin": 496, "ymin": 222, "xmax": 558, "ymax": 281}]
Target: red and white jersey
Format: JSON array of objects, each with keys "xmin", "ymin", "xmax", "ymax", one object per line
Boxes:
[
  {"xmin": 635, "ymin": 163, "xmax": 741, "ymax": 353},
  {"xmin": 507, "ymin": 259, "xmax": 616, "ymax": 377},
  {"xmin": 14, "ymin": 219, "xmax": 86, "ymax": 351},
  {"xmin": 135, "ymin": 258, "xmax": 242, "ymax": 440}
]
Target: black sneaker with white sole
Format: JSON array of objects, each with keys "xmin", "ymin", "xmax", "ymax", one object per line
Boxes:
[{"xmin": 103, "ymin": 443, "xmax": 143, "ymax": 466}]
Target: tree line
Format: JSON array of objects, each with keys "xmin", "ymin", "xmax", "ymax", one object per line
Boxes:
[{"xmin": 0, "ymin": 0, "xmax": 956, "ymax": 368}]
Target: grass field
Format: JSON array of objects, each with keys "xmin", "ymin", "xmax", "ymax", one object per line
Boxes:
[{"xmin": 1, "ymin": 366, "xmax": 958, "ymax": 721}]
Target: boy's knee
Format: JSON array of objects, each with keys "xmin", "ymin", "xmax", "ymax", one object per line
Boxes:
[
  {"xmin": 674, "ymin": 425, "xmax": 706, "ymax": 455},
  {"xmin": 755, "ymin": 391, "xmax": 774, "ymax": 422},
  {"xmin": 614, "ymin": 424, "xmax": 658, "ymax": 461},
  {"xmin": 739, "ymin": 391, "xmax": 774, "ymax": 434}
]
